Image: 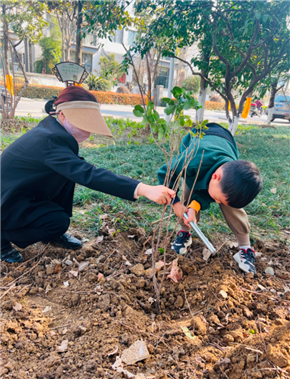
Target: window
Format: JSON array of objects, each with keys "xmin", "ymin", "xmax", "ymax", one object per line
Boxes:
[
  {"xmin": 70, "ymin": 51, "xmax": 93, "ymax": 73},
  {"xmin": 275, "ymin": 95, "xmax": 290, "ymax": 103},
  {"xmin": 128, "ymin": 31, "xmax": 137, "ymax": 46},
  {"xmin": 82, "ymin": 53, "xmax": 92, "ymax": 72},
  {"xmin": 156, "ymin": 67, "xmax": 169, "ymax": 88},
  {"xmin": 112, "ymin": 29, "xmax": 123, "ymax": 44}
]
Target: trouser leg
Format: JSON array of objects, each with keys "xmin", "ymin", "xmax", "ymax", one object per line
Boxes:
[
  {"xmin": 219, "ymin": 203, "xmax": 251, "ymax": 246},
  {"xmin": 178, "ymin": 183, "xmax": 201, "ymax": 232},
  {"xmin": 2, "ymin": 211, "xmax": 70, "ymax": 249}
]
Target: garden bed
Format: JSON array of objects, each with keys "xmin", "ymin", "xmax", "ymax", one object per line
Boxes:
[{"xmin": 1, "ymin": 223, "xmax": 290, "ymax": 379}]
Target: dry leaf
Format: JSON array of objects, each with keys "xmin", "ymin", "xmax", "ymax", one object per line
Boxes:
[
  {"xmin": 127, "ymin": 235, "xmax": 136, "ymax": 239},
  {"xmin": 219, "ymin": 290, "xmax": 228, "ymax": 299},
  {"xmin": 69, "ymin": 270, "xmax": 78, "ymax": 277},
  {"xmin": 78, "ymin": 261, "xmax": 89, "ymax": 272},
  {"xmin": 100, "ymin": 214, "xmax": 108, "ymax": 219},
  {"xmin": 13, "ymin": 303, "xmax": 22, "ymax": 311},
  {"xmin": 167, "ymin": 259, "xmax": 183, "ymax": 283},
  {"xmin": 54, "ymin": 263, "xmax": 62, "ymax": 274},
  {"xmin": 112, "ymin": 357, "xmax": 135, "ymax": 378},
  {"xmin": 121, "ymin": 340, "xmax": 150, "ymax": 365},
  {"xmin": 145, "ymin": 248, "xmax": 152, "ymax": 256},
  {"xmin": 202, "ymin": 248, "xmax": 211, "ymax": 262},
  {"xmin": 58, "ymin": 340, "xmax": 68, "ymax": 353},
  {"xmin": 108, "ymin": 345, "xmax": 119, "ymax": 356},
  {"xmin": 180, "ymin": 326, "xmax": 196, "ymax": 340},
  {"xmin": 45, "ymin": 284, "xmax": 52, "ymax": 294},
  {"xmin": 270, "ymin": 188, "xmax": 277, "ymax": 194},
  {"xmin": 108, "ymin": 228, "xmax": 116, "ymax": 235},
  {"xmin": 95, "ymin": 235, "xmax": 104, "ymax": 244},
  {"xmin": 145, "ymin": 260, "xmax": 165, "ymax": 277},
  {"xmin": 43, "ymin": 306, "xmax": 52, "ymax": 313},
  {"xmin": 98, "ymin": 273, "xmax": 105, "ymax": 283}
]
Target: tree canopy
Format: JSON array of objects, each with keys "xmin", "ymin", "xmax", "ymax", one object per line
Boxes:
[{"xmin": 133, "ymin": 0, "xmax": 290, "ymax": 134}]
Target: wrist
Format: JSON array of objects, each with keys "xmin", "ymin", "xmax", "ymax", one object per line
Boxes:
[{"xmin": 136, "ymin": 183, "xmax": 150, "ymax": 197}]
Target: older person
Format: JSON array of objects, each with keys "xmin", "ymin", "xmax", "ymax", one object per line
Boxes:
[{"xmin": 1, "ymin": 86, "xmax": 174, "ymax": 263}]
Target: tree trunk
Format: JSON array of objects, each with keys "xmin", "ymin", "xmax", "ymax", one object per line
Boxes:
[
  {"xmin": 265, "ymin": 81, "xmax": 277, "ymax": 125},
  {"xmin": 75, "ymin": 0, "xmax": 83, "ymax": 65},
  {"xmin": 197, "ymin": 76, "xmax": 206, "ymax": 122},
  {"xmin": 146, "ymin": 53, "xmax": 152, "ymax": 102},
  {"xmin": 228, "ymin": 115, "xmax": 240, "ymax": 135},
  {"xmin": 29, "ymin": 40, "xmax": 33, "ymax": 72},
  {"xmin": 266, "ymin": 107, "xmax": 274, "ymax": 124},
  {"xmin": 2, "ymin": 5, "xmax": 11, "ymax": 76}
]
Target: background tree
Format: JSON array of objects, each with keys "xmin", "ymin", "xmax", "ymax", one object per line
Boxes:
[
  {"xmin": 34, "ymin": 18, "xmax": 62, "ymax": 74},
  {"xmin": 134, "ymin": 0, "xmax": 290, "ymax": 135},
  {"xmin": 0, "ymin": 1, "xmax": 48, "ymax": 120},
  {"xmin": 99, "ymin": 53, "xmax": 125, "ymax": 85},
  {"xmin": 48, "ymin": 1, "xmax": 78, "ymax": 61},
  {"xmin": 182, "ymin": 75, "xmax": 200, "ymax": 94}
]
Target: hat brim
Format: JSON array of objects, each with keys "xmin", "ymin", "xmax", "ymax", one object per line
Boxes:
[{"xmin": 57, "ymin": 101, "xmax": 113, "ymax": 138}]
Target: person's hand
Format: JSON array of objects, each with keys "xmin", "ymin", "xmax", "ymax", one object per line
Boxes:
[
  {"xmin": 172, "ymin": 202, "xmax": 187, "ymax": 218},
  {"xmin": 183, "ymin": 207, "xmax": 197, "ymax": 226},
  {"xmin": 137, "ymin": 184, "xmax": 175, "ymax": 205}
]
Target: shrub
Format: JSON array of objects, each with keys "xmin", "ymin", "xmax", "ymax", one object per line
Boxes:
[
  {"xmin": 91, "ymin": 90, "xmax": 147, "ymax": 105},
  {"xmin": 209, "ymin": 95, "xmax": 223, "ymax": 103},
  {"xmin": 116, "ymin": 86, "xmax": 130, "ymax": 94},
  {"xmin": 182, "ymin": 76, "xmax": 200, "ymax": 94},
  {"xmin": 12, "ymin": 83, "xmax": 146, "ymax": 105},
  {"xmin": 204, "ymin": 101, "xmax": 225, "ymax": 110},
  {"xmin": 85, "ymin": 74, "xmax": 111, "ymax": 91}
]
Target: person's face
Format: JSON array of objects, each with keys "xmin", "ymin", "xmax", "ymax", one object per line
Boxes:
[{"xmin": 208, "ymin": 166, "xmax": 229, "ymax": 206}]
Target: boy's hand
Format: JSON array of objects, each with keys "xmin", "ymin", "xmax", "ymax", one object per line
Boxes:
[
  {"xmin": 172, "ymin": 202, "xmax": 187, "ymax": 218},
  {"xmin": 183, "ymin": 207, "xmax": 197, "ymax": 226},
  {"xmin": 137, "ymin": 184, "xmax": 175, "ymax": 205}
]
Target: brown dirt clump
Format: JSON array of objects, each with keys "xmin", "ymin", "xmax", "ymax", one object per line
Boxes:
[{"xmin": 1, "ymin": 225, "xmax": 290, "ymax": 379}]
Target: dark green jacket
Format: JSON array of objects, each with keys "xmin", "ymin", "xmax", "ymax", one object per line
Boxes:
[{"xmin": 158, "ymin": 124, "xmax": 239, "ymax": 210}]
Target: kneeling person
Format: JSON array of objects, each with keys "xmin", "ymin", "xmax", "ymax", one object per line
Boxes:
[{"xmin": 158, "ymin": 123, "xmax": 262, "ymax": 274}]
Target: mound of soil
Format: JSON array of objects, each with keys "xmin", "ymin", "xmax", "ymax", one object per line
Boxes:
[{"xmin": 1, "ymin": 223, "xmax": 290, "ymax": 379}]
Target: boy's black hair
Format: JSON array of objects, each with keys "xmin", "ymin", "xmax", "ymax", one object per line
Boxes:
[{"xmin": 220, "ymin": 160, "xmax": 262, "ymax": 208}]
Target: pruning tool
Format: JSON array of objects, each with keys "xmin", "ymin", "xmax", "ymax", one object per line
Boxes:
[{"xmin": 183, "ymin": 212, "xmax": 216, "ymax": 256}]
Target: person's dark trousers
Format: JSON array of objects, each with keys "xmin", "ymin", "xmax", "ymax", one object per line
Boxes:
[{"xmin": 1, "ymin": 210, "xmax": 70, "ymax": 249}]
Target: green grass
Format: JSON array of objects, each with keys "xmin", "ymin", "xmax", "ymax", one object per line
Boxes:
[{"xmin": 72, "ymin": 124, "xmax": 290, "ymax": 245}]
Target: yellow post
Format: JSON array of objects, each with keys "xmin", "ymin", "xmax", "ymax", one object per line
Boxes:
[
  {"xmin": 5, "ymin": 75, "xmax": 14, "ymax": 96},
  {"xmin": 241, "ymin": 97, "xmax": 252, "ymax": 119}
]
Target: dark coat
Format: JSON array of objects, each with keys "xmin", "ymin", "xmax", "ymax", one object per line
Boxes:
[{"xmin": 1, "ymin": 116, "xmax": 139, "ymax": 230}]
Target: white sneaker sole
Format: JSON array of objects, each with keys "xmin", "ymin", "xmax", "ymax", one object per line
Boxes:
[
  {"xmin": 233, "ymin": 252, "xmax": 256, "ymax": 274},
  {"xmin": 171, "ymin": 236, "xmax": 193, "ymax": 255}
]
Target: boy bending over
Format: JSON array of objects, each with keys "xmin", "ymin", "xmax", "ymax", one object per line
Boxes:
[{"xmin": 158, "ymin": 123, "xmax": 262, "ymax": 274}]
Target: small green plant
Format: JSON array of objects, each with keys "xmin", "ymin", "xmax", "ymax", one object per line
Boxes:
[
  {"xmin": 85, "ymin": 74, "xmax": 111, "ymax": 91},
  {"xmin": 133, "ymin": 86, "xmax": 207, "ymax": 148}
]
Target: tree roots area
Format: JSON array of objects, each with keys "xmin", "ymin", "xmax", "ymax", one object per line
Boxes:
[{"xmin": 1, "ymin": 225, "xmax": 290, "ymax": 379}]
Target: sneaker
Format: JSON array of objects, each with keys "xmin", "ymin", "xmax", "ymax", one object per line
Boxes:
[
  {"xmin": 171, "ymin": 231, "xmax": 192, "ymax": 255},
  {"xmin": 48, "ymin": 233, "xmax": 83, "ymax": 250},
  {"xmin": 233, "ymin": 248, "xmax": 256, "ymax": 274},
  {"xmin": 1, "ymin": 244, "xmax": 24, "ymax": 263}
]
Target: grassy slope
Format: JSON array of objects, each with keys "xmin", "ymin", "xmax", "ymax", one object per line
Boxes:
[{"xmin": 74, "ymin": 124, "xmax": 290, "ymax": 244}]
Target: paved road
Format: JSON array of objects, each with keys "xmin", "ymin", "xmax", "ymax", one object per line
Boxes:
[{"xmin": 14, "ymin": 97, "xmax": 290, "ymax": 126}]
